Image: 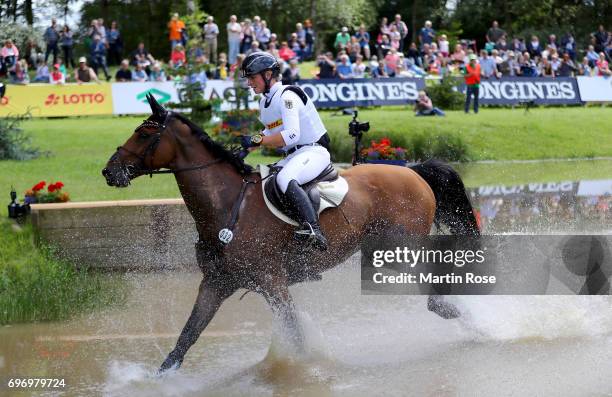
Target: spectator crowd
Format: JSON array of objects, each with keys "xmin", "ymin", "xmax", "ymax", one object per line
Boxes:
[{"xmin": 0, "ymin": 12, "xmax": 610, "ymax": 86}]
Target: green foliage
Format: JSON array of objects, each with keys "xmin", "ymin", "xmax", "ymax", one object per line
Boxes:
[
  {"xmin": 426, "ymin": 78, "xmax": 465, "ymax": 111},
  {"xmin": 0, "ymin": 112, "xmax": 47, "ymax": 161},
  {"xmin": 0, "ymin": 219, "xmax": 127, "ymax": 324}
]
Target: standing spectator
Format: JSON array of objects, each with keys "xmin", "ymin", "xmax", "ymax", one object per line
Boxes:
[
  {"xmin": 115, "ymin": 59, "xmax": 132, "ymax": 81},
  {"xmin": 354, "ymin": 24, "xmax": 371, "ymax": 59},
  {"xmin": 131, "ymin": 63, "xmax": 148, "ymax": 82},
  {"xmin": 60, "ymin": 25, "xmax": 75, "ymax": 69},
  {"xmin": 463, "ymin": 54, "xmax": 480, "ymax": 114},
  {"xmin": 252, "ymin": 16, "xmax": 262, "ymax": 40},
  {"xmin": 336, "ymin": 54, "xmax": 352, "ymax": 78},
  {"xmin": 414, "ymin": 90, "xmax": 445, "ymax": 116},
  {"xmin": 85, "ymin": 19, "xmax": 100, "ymax": 49},
  {"xmin": 334, "ymin": 27, "xmax": 351, "ymax": 53},
  {"xmin": 592, "ymin": 25, "xmax": 609, "ymax": 53},
  {"xmin": 389, "ymin": 24, "xmax": 401, "ymax": 51},
  {"xmin": 75, "ymin": 57, "xmax": 99, "ymax": 83},
  {"xmin": 226, "ymin": 15, "xmax": 241, "ymax": 65},
  {"xmin": 418, "ymin": 20, "xmax": 435, "ymax": 49},
  {"xmin": 560, "ymin": 32, "xmax": 576, "ymax": 60},
  {"xmin": 317, "ymin": 52, "xmax": 336, "ymax": 78},
  {"xmin": 97, "ymin": 19, "xmax": 107, "ymax": 44},
  {"xmin": 257, "ymin": 20, "xmax": 271, "ymax": 50},
  {"xmin": 392, "ymin": 14, "xmax": 408, "ymax": 52},
  {"xmin": 90, "ymin": 35, "xmax": 111, "ymax": 81},
  {"xmin": 149, "ymin": 62, "xmax": 167, "ymax": 82},
  {"xmin": 9, "ymin": 60, "xmax": 29, "ymax": 84},
  {"xmin": 438, "ymin": 34, "xmax": 449, "ymax": 57},
  {"xmin": 295, "ymin": 23, "xmax": 307, "ymax": 55},
  {"xmin": 203, "ymin": 16, "xmax": 219, "ymax": 64},
  {"xmin": 168, "ymin": 13, "xmax": 185, "ymax": 49},
  {"xmin": 240, "ymin": 19, "xmax": 254, "ymax": 55},
  {"xmin": 282, "ymin": 58, "xmax": 301, "ymax": 84},
  {"xmin": 596, "ymin": 52, "xmax": 612, "ymax": 76},
  {"xmin": 351, "ymin": 54, "xmax": 366, "ymax": 78},
  {"xmin": 33, "ymin": 60, "xmax": 50, "ymax": 82},
  {"xmin": 107, "ymin": 21, "xmax": 122, "ymax": 66},
  {"xmin": 485, "ymin": 21, "xmax": 505, "ymax": 45},
  {"xmin": 43, "ymin": 18, "xmax": 59, "ymax": 64},
  {"xmin": 557, "ymin": 52, "xmax": 577, "ymax": 77},
  {"xmin": 49, "ymin": 64, "xmax": 65, "ymax": 84},
  {"xmin": 526, "ymin": 35, "xmax": 542, "ymax": 58},
  {"xmin": 304, "ymin": 19, "xmax": 315, "ymax": 60},
  {"xmin": 1, "ymin": 40, "xmax": 19, "ymax": 70},
  {"xmin": 377, "ymin": 17, "xmax": 390, "ymax": 45}
]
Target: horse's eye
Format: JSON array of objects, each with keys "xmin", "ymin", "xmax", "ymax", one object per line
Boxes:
[{"xmin": 138, "ymin": 131, "xmax": 150, "ymax": 139}]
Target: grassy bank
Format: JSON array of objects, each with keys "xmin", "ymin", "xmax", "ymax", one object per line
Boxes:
[
  {"xmin": 0, "ymin": 107, "xmax": 610, "ymax": 201},
  {"xmin": 0, "ymin": 218, "xmax": 127, "ymax": 324}
]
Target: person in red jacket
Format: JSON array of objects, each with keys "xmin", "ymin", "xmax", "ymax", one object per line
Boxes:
[{"xmin": 463, "ymin": 53, "xmax": 481, "ymax": 114}]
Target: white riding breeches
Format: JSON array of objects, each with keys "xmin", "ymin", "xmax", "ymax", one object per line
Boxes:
[{"xmin": 275, "ymin": 145, "xmax": 331, "ymax": 193}]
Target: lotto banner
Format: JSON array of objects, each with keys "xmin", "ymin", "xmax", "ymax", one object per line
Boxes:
[{"xmin": 0, "ymin": 83, "xmax": 113, "ymax": 117}]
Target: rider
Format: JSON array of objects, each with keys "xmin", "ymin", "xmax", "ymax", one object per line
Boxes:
[{"xmin": 240, "ymin": 52, "xmax": 331, "ymax": 251}]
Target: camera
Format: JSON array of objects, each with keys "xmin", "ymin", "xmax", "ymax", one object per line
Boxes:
[
  {"xmin": 348, "ymin": 110, "xmax": 370, "ymax": 137},
  {"xmin": 8, "ymin": 188, "xmax": 30, "ymax": 219}
]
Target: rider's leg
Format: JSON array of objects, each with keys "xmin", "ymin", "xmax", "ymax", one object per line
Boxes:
[{"xmin": 285, "ymin": 180, "xmax": 328, "ymax": 250}]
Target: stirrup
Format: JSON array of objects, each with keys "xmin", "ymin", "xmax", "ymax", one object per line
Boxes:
[
  {"xmin": 295, "ymin": 222, "xmax": 317, "ymax": 238},
  {"xmin": 294, "ymin": 222, "xmax": 328, "ymax": 250}
]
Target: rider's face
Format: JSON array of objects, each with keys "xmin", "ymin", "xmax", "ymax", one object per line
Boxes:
[{"xmin": 247, "ymin": 71, "xmax": 272, "ymax": 94}]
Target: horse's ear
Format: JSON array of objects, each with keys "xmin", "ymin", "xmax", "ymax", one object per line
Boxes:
[{"xmin": 146, "ymin": 93, "xmax": 167, "ymax": 117}]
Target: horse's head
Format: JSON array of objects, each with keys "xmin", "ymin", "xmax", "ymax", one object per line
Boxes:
[{"xmin": 102, "ymin": 94, "xmax": 178, "ymax": 187}]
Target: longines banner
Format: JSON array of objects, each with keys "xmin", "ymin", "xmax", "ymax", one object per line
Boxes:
[
  {"xmin": 456, "ymin": 77, "xmax": 582, "ymax": 105},
  {"xmin": 296, "ymin": 77, "xmax": 426, "ymax": 108},
  {"xmin": 0, "ymin": 83, "xmax": 113, "ymax": 117}
]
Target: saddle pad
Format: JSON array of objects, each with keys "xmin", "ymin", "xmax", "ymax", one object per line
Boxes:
[{"xmin": 259, "ymin": 164, "xmax": 349, "ymax": 226}]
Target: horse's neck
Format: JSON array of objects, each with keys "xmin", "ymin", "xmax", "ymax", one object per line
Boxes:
[{"xmin": 174, "ymin": 160, "xmax": 244, "ymax": 241}]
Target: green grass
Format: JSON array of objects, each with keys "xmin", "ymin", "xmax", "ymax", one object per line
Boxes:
[
  {"xmin": 0, "ymin": 107, "xmax": 611, "ymax": 202},
  {"xmin": 0, "ymin": 218, "xmax": 127, "ymax": 324}
]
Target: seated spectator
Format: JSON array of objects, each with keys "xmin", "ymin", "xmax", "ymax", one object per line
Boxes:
[
  {"xmin": 334, "ymin": 27, "xmax": 351, "ymax": 53},
  {"xmin": 511, "ymin": 37, "xmax": 526, "ymax": 54},
  {"xmin": 131, "ymin": 42, "xmax": 155, "ymax": 69},
  {"xmin": 519, "ymin": 52, "xmax": 538, "ymax": 77},
  {"xmin": 257, "ymin": 20, "xmax": 271, "ymax": 50},
  {"xmin": 278, "ymin": 41, "xmax": 296, "ymax": 61},
  {"xmin": 1, "ymin": 39, "xmax": 19, "ymax": 68},
  {"xmin": 336, "ymin": 54, "xmax": 352, "ymax": 78},
  {"xmin": 369, "ymin": 55, "xmax": 379, "ymax": 72},
  {"xmin": 288, "ymin": 33, "xmax": 302, "ymax": 60},
  {"xmin": 557, "ymin": 53, "xmax": 577, "ymax": 77},
  {"xmin": 317, "ymin": 52, "xmax": 336, "ymax": 78},
  {"xmin": 228, "ymin": 53, "xmax": 245, "ymax": 80},
  {"xmin": 170, "ymin": 44, "xmax": 186, "ymax": 68},
  {"xmin": 214, "ymin": 55, "xmax": 230, "ymax": 80},
  {"xmin": 9, "ymin": 60, "xmax": 29, "ymax": 84},
  {"xmin": 245, "ymin": 41, "xmax": 262, "ymax": 56},
  {"xmin": 282, "ymin": 58, "xmax": 300, "ymax": 84},
  {"xmin": 354, "ymin": 24, "xmax": 371, "ymax": 59},
  {"xmin": 539, "ymin": 57, "xmax": 555, "ymax": 77},
  {"xmin": 49, "ymin": 63, "xmax": 65, "ymax": 84},
  {"xmin": 546, "ymin": 34, "xmax": 558, "ymax": 52},
  {"xmin": 579, "ymin": 56, "xmax": 592, "ymax": 76},
  {"xmin": 267, "ymin": 42, "xmax": 280, "ymax": 59},
  {"xmin": 268, "ymin": 33, "xmax": 279, "ymax": 50},
  {"xmin": 560, "ymin": 33, "xmax": 576, "ymax": 59},
  {"xmin": 33, "ymin": 60, "xmax": 50, "ymax": 82},
  {"xmin": 499, "ymin": 51, "xmax": 519, "ymax": 76},
  {"xmin": 550, "ymin": 53, "xmax": 561, "ymax": 74},
  {"xmin": 149, "ymin": 62, "xmax": 167, "ymax": 82},
  {"xmin": 479, "ymin": 49, "xmax": 498, "ymax": 78},
  {"xmin": 131, "ymin": 63, "xmax": 148, "ymax": 82},
  {"xmin": 371, "ymin": 59, "xmax": 389, "ymax": 78},
  {"xmin": 495, "ymin": 34, "xmax": 508, "ymax": 52},
  {"xmin": 376, "ymin": 34, "xmax": 392, "ymax": 59},
  {"xmin": 389, "ymin": 24, "xmax": 401, "ymax": 50},
  {"xmin": 384, "ymin": 47, "xmax": 400, "ymax": 74},
  {"xmin": 188, "ymin": 57, "xmax": 207, "ymax": 88},
  {"xmin": 586, "ymin": 45, "xmax": 599, "ymax": 67},
  {"xmin": 75, "ymin": 56, "xmax": 99, "ymax": 83},
  {"xmin": 526, "ymin": 35, "xmax": 541, "ymax": 58},
  {"xmin": 115, "ymin": 59, "xmax": 132, "ymax": 81},
  {"xmin": 351, "ymin": 55, "xmax": 366, "ymax": 78},
  {"xmin": 414, "ymin": 90, "xmax": 445, "ymax": 116},
  {"xmin": 450, "ymin": 43, "xmax": 466, "ymax": 66},
  {"xmin": 406, "ymin": 42, "xmax": 422, "ymax": 67},
  {"xmin": 596, "ymin": 52, "xmax": 612, "ymax": 76}
]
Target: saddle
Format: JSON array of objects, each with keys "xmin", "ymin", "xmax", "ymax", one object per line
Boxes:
[{"xmin": 261, "ymin": 164, "xmax": 349, "ymax": 226}]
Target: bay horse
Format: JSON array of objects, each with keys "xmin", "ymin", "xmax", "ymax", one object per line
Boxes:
[{"xmin": 102, "ymin": 95, "xmax": 479, "ymax": 373}]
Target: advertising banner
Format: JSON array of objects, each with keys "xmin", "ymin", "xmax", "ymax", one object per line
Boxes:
[
  {"xmin": 0, "ymin": 83, "xmax": 113, "ymax": 117},
  {"xmin": 111, "ymin": 82, "xmax": 180, "ymax": 115},
  {"xmin": 296, "ymin": 77, "xmax": 426, "ymax": 108},
  {"xmin": 576, "ymin": 76, "xmax": 612, "ymax": 102},
  {"xmin": 456, "ymin": 77, "xmax": 582, "ymax": 105}
]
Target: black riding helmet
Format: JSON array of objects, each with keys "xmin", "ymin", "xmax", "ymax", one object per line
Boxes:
[{"xmin": 241, "ymin": 52, "xmax": 281, "ymax": 94}]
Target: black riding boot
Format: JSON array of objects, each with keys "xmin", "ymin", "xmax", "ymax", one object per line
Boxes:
[{"xmin": 285, "ymin": 180, "xmax": 328, "ymax": 251}]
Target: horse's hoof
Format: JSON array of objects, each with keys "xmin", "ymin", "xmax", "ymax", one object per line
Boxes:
[
  {"xmin": 158, "ymin": 356, "xmax": 182, "ymax": 375},
  {"xmin": 427, "ymin": 296, "xmax": 461, "ymax": 319}
]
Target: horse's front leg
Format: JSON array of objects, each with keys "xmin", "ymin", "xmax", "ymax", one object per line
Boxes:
[
  {"xmin": 427, "ymin": 295, "xmax": 461, "ymax": 319},
  {"xmin": 159, "ymin": 275, "xmax": 237, "ymax": 373},
  {"xmin": 261, "ymin": 276, "xmax": 305, "ymax": 351}
]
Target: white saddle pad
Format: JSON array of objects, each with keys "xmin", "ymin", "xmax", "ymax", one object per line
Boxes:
[{"xmin": 259, "ymin": 164, "xmax": 349, "ymax": 226}]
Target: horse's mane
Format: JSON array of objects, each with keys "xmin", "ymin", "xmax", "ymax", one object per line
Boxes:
[{"xmin": 170, "ymin": 112, "xmax": 254, "ymax": 175}]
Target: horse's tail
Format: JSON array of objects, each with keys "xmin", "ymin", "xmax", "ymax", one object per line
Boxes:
[{"xmin": 409, "ymin": 159, "xmax": 480, "ymax": 236}]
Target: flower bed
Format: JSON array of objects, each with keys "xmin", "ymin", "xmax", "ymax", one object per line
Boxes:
[
  {"xmin": 361, "ymin": 138, "xmax": 409, "ymax": 166},
  {"xmin": 25, "ymin": 181, "xmax": 70, "ymax": 204}
]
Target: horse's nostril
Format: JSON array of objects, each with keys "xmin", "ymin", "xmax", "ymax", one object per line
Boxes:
[{"xmin": 102, "ymin": 168, "xmax": 109, "ymax": 177}]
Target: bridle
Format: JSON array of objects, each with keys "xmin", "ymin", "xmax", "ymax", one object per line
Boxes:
[{"xmin": 116, "ymin": 112, "xmax": 223, "ymax": 178}]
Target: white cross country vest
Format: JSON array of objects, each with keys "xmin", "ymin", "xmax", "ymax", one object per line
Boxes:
[{"xmin": 258, "ymin": 82, "xmax": 326, "ymax": 151}]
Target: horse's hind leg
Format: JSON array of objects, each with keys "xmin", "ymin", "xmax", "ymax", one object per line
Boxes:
[{"xmin": 159, "ymin": 275, "xmax": 237, "ymax": 373}]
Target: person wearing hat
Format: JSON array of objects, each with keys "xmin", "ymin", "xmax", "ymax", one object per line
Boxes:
[
  {"xmin": 334, "ymin": 27, "xmax": 351, "ymax": 53},
  {"xmin": 239, "ymin": 52, "xmax": 331, "ymax": 251},
  {"xmin": 49, "ymin": 63, "xmax": 65, "ymax": 84},
  {"xmin": 463, "ymin": 53, "xmax": 480, "ymax": 114},
  {"xmin": 74, "ymin": 56, "xmax": 99, "ymax": 83}
]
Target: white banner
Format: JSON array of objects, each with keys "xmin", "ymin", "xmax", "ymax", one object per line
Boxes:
[
  {"xmin": 200, "ymin": 80, "xmax": 259, "ymax": 111},
  {"xmin": 112, "ymin": 82, "xmax": 181, "ymax": 114},
  {"xmin": 576, "ymin": 76, "xmax": 612, "ymax": 102}
]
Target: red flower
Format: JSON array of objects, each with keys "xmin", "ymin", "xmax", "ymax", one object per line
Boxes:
[
  {"xmin": 48, "ymin": 183, "xmax": 57, "ymax": 193},
  {"xmin": 32, "ymin": 181, "xmax": 46, "ymax": 192},
  {"xmin": 54, "ymin": 181, "xmax": 64, "ymax": 189}
]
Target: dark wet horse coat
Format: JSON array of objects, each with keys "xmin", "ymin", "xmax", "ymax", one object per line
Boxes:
[{"xmin": 102, "ymin": 95, "xmax": 479, "ymax": 373}]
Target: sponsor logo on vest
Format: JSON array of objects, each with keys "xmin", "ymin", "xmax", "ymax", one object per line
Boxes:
[
  {"xmin": 44, "ymin": 93, "xmax": 106, "ymax": 106},
  {"xmin": 137, "ymin": 88, "xmax": 171, "ymax": 104},
  {"xmin": 266, "ymin": 119, "xmax": 283, "ymax": 129}
]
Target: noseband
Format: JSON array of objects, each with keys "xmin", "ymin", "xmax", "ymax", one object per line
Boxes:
[{"xmin": 116, "ymin": 113, "xmax": 222, "ymax": 177}]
